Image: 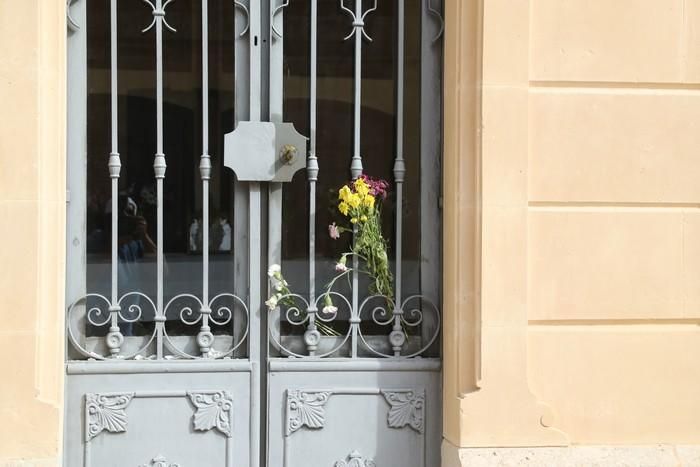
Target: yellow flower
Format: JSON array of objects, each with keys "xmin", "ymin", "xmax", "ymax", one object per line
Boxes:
[
  {"xmin": 360, "ymin": 215, "xmax": 368, "ymax": 222},
  {"xmin": 362, "ymin": 194, "xmax": 375, "ymax": 209},
  {"xmin": 350, "ymin": 217, "xmax": 358, "ymax": 224},
  {"xmin": 338, "ymin": 201, "xmax": 350, "ymax": 216},
  {"xmin": 339, "ymin": 185, "xmax": 353, "ymax": 203},
  {"xmin": 347, "ymin": 193, "xmax": 361, "ymax": 209},
  {"xmin": 354, "ymin": 178, "xmax": 370, "ymax": 197}
]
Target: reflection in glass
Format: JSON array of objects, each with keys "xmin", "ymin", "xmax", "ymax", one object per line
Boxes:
[
  {"xmin": 85, "ymin": 1, "xmax": 237, "ymax": 338},
  {"xmin": 281, "ymin": 1, "xmax": 423, "ymax": 315}
]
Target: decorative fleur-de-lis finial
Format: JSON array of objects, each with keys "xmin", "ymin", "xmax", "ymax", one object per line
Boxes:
[
  {"xmin": 271, "ymin": 0, "xmax": 291, "ymax": 39},
  {"xmin": 426, "ymin": 0, "xmax": 444, "ymax": 42},
  {"xmin": 339, "ymin": 0, "xmax": 378, "ymax": 42},
  {"xmin": 141, "ymin": 0, "xmax": 177, "ymax": 34}
]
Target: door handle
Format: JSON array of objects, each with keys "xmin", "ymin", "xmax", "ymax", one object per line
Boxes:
[{"xmin": 279, "ymin": 144, "xmax": 298, "ymax": 165}]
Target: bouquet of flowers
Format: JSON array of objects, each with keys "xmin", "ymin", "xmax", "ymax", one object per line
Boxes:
[
  {"xmin": 266, "ymin": 174, "xmax": 393, "ymax": 334},
  {"xmin": 323, "ymin": 175, "xmax": 392, "ymax": 313}
]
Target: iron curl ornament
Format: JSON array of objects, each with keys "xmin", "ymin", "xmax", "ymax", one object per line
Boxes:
[
  {"xmin": 66, "ymin": 290, "xmax": 248, "ymax": 360},
  {"xmin": 66, "ymin": 0, "xmax": 80, "ymax": 32},
  {"xmin": 162, "ymin": 292, "xmax": 249, "ymax": 359},
  {"xmin": 234, "ymin": 0, "xmax": 250, "ymax": 37},
  {"xmin": 340, "ymin": 0, "xmax": 378, "ymax": 42},
  {"xmin": 67, "ymin": 293, "xmax": 158, "ymax": 360},
  {"xmin": 357, "ymin": 294, "xmax": 441, "ymax": 358},
  {"xmin": 268, "ymin": 291, "xmax": 352, "ymax": 358},
  {"xmin": 426, "ymin": 0, "xmax": 444, "ymax": 42},
  {"xmin": 141, "ymin": 0, "xmax": 177, "ymax": 33}
]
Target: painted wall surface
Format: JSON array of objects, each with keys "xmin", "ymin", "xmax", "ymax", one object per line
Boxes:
[
  {"xmin": 0, "ymin": 0, "xmax": 66, "ymax": 465},
  {"xmin": 528, "ymin": 0, "xmax": 700, "ymax": 444},
  {"xmin": 443, "ymin": 0, "xmax": 700, "ymax": 455}
]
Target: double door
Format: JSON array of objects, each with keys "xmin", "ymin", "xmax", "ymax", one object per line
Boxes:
[{"xmin": 65, "ymin": 1, "xmax": 443, "ymax": 466}]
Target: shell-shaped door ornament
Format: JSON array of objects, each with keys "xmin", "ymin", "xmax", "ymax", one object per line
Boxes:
[
  {"xmin": 139, "ymin": 455, "xmax": 180, "ymax": 467},
  {"xmin": 187, "ymin": 390, "xmax": 234, "ymax": 437},
  {"xmin": 85, "ymin": 392, "xmax": 134, "ymax": 441},
  {"xmin": 335, "ymin": 450, "xmax": 377, "ymax": 467},
  {"xmin": 382, "ymin": 390, "xmax": 425, "ymax": 433},
  {"xmin": 286, "ymin": 390, "xmax": 332, "ymax": 436}
]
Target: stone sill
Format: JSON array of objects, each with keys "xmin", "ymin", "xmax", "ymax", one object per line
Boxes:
[{"xmin": 443, "ymin": 440, "xmax": 700, "ymax": 467}]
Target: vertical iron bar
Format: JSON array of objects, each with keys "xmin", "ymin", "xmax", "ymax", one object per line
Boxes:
[
  {"xmin": 107, "ymin": 0, "xmax": 123, "ymax": 357},
  {"xmin": 249, "ymin": 1, "xmax": 261, "ymax": 122},
  {"xmin": 350, "ymin": 0, "xmax": 364, "ymax": 179},
  {"xmin": 66, "ymin": 0, "xmax": 88, "ymax": 362},
  {"xmin": 304, "ymin": 0, "xmax": 320, "ymax": 356},
  {"xmin": 391, "ymin": 0, "xmax": 406, "ymax": 356},
  {"xmin": 233, "ymin": 0, "xmax": 250, "ymax": 358},
  {"xmin": 248, "ymin": 4, "xmax": 261, "ymax": 466},
  {"xmin": 350, "ymin": 0, "xmax": 365, "ymax": 358},
  {"xmin": 268, "ymin": 1, "xmax": 285, "ymax": 294},
  {"xmin": 421, "ymin": 0, "xmax": 444, "ymax": 358},
  {"xmin": 198, "ymin": 0, "xmax": 213, "ymax": 357},
  {"xmin": 152, "ymin": 0, "xmax": 168, "ymax": 359},
  {"xmin": 248, "ymin": 181, "xmax": 262, "ymax": 465}
]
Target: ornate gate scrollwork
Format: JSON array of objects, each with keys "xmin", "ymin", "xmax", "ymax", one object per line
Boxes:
[
  {"xmin": 65, "ymin": 0, "xmax": 443, "ymax": 464},
  {"xmin": 139, "ymin": 455, "xmax": 180, "ymax": 467},
  {"xmin": 335, "ymin": 450, "xmax": 377, "ymax": 467}
]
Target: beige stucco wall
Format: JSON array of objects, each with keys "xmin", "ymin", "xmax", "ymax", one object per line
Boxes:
[
  {"xmin": 0, "ymin": 0, "xmax": 66, "ymax": 464},
  {"xmin": 443, "ymin": 0, "xmax": 700, "ymax": 460}
]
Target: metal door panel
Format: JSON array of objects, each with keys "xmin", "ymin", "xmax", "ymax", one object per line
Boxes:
[
  {"xmin": 267, "ymin": 365, "xmax": 441, "ymax": 467},
  {"xmin": 66, "ymin": 0, "xmax": 444, "ymax": 465},
  {"xmin": 64, "ymin": 364, "xmax": 251, "ymax": 467}
]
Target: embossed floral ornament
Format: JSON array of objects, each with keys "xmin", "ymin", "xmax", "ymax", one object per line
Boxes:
[
  {"xmin": 286, "ymin": 390, "xmax": 332, "ymax": 435},
  {"xmin": 187, "ymin": 391, "xmax": 234, "ymax": 437},
  {"xmin": 85, "ymin": 392, "xmax": 134, "ymax": 441},
  {"xmin": 139, "ymin": 455, "xmax": 180, "ymax": 467},
  {"xmin": 335, "ymin": 450, "xmax": 377, "ymax": 467},
  {"xmin": 381, "ymin": 390, "xmax": 425, "ymax": 433}
]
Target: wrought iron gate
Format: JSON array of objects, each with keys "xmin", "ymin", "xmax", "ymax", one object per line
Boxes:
[{"xmin": 65, "ymin": 1, "xmax": 443, "ymax": 466}]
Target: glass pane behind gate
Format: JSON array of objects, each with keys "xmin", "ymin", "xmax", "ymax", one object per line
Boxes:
[
  {"xmin": 275, "ymin": 1, "xmax": 434, "ymax": 357},
  {"xmin": 83, "ymin": 0, "xmax": 242, "ymax": 354}
]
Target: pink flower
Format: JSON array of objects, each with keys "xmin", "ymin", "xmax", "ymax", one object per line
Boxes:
[
  {"xmin": 328, "ymin": 222, "xmax": 340, "ymax": 240},
  {"xmin": 335, "ymin": 262, "xmax": 348, "ymax": 272},
  {"xmin": 359, "ymin": 174, "xmax": 390, "ymax": 200}
]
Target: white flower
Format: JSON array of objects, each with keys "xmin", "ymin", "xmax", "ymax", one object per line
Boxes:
[
  {"xmin": 265, "ymin": 295, "xmax": 279, "ymax": 310},
  {"xmin": 274, "ymin": 281, "xmax": 285, "ymax": 292},
  {"xmin": 267, "ymin": 264, "xmax": 281, "ymax": 277},
  {"xmin": 335, "ymin": 262, "xmax": 348, "ymax": 272},
  {"xmin": 322, "ymin": 305, "xmax": 338, "ymax": 315}
]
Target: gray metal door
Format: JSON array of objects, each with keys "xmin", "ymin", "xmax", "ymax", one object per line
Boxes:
[{"xmin": 65, "ymin": 1, "xmax": 443, "ymax": 466}]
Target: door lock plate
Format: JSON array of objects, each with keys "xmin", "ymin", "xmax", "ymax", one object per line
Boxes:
[{"xmin": 223, "ymin": 121, "xmax": 307, "ymax": 182}]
